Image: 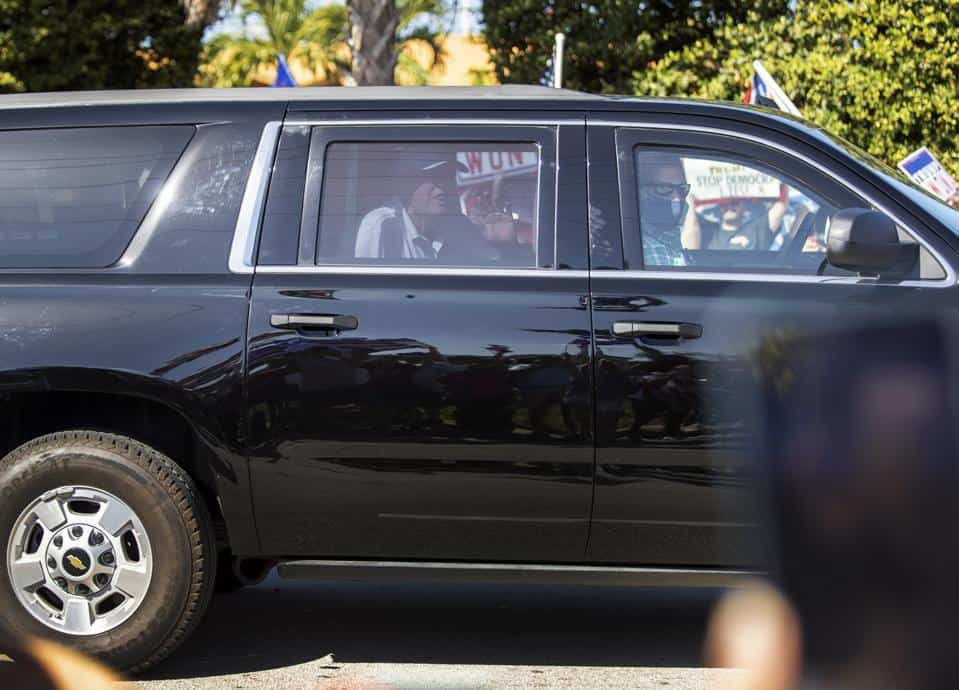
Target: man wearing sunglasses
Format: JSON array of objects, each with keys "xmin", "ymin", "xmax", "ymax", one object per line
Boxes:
[{"xmin": 636, "ymin": 152, "xmax": 694, "ymax": 267}]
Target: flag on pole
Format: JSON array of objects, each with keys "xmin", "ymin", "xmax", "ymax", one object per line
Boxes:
[
  {"xmin": 743, "ymin": 60, "xmax": 801, "ymax": 117},
  {"xmin": 271, "ymin": 53, "xmax": 297, "ymax": 88},
  {"xmin": 541, "ymin": 33, "xmax": 566, "ymax": 88}
]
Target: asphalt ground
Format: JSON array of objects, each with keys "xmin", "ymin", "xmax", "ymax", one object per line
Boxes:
[{"xmin": 127, "ymin": 571, "xmax": 743, "ymax": 690}]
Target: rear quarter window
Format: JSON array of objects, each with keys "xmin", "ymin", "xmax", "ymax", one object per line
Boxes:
[{"xmin": 0, "ymin": 125, "xmax": 194, "ymax": 268}]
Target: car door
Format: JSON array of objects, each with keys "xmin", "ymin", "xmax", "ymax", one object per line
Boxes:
[
  {"xmin": 244, "ymin": 113, "xmax": 594, "ymax": 562},
  {"xmin": 585, "ymin": 114, "xmax": 957, "ymax": 567}
]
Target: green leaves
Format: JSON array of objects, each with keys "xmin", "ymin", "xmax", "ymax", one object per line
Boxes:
[
  {"xmin": 201, "ymin": 0, "xmax": 446, "ymax": 86},
  {"xmin": 633, "ymin": 0, "xmax": 959, "ymax": 172},
  {"xmin": 481, "ymin": 0, "xmax": 959, "ymax": 173},
  {"xmin": 480, "ymin": 0, "xmax": 789, "ymax": 93},
  {"xmin": 200, "ymin": 0, "xmax": 348, "ymax": 86}
]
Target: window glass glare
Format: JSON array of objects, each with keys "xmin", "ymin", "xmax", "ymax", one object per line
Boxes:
[{"xmin": 317, "ymin": 142, "xmax": 539, "ymax": 267}]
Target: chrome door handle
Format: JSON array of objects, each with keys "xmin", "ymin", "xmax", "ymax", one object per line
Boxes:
[
  {"xmin": 270, "ymin": 314, "xmax": 359, "ymax": 331},
  {"xmin": 612, "ymin": 321, "xmax": 702, "ymax": 339}
]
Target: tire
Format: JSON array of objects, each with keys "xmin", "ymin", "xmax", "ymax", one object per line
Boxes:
[{"xmin": 0, "ymin": 431, "xmax": 217, "ymax": 674}]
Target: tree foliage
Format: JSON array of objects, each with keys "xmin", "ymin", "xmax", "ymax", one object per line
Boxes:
[
  {"xmin": 479, "ymin": 0, "xmax": 788, "ymax": 93},
  {"xmin": 394, "ymin": 0, "xmax": 447, "ymax": 85},
  {"xmin": 202, "ymin": 0, "xmax": 446, "ymax": 86},
  {"xmin": 200, "ymin": 0, "xmax": 349, "ymax": 86},
  {"xmin": 0, "ymin": 0, "xmax": 209, "ymax": 92},
  {"xmin": 633, "ymin": 1, "xmax": 959, "ymax": 171}
]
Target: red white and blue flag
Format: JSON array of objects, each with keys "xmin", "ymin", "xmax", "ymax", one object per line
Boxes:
[
  {"xmin": 743, "ymin": 71, "xmax": 777, "ymax": 109},
  {"xmin": 742, "ymin": 61, "xmax": 801, "ymax": 116}
]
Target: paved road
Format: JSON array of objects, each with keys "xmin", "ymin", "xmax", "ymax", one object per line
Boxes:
[{"xmin": 130, "ymin": 572, "xmax": 741, "ymax": 690}]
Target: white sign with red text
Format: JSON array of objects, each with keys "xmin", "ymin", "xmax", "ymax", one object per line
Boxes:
[
  {"xmin": 456, "ymin": 150, "xmax": 538, "ymax": 186},
  {"xmin": 684, "ymin": 159, "xmax": 781, "ymax": 203}
]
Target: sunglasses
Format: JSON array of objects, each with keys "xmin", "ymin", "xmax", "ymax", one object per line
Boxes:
[{"xmin": 640, "ymin": 183, "xmax": 691, "ymax": 198}]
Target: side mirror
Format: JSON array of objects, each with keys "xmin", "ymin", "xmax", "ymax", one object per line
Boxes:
[{"xmin": 827, "ymin": 208, "xmax": 918, "ymax": 278}]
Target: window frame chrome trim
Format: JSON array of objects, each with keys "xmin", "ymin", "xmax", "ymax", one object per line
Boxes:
[
  {"xmin": 589, "ymin": 269, "xmax": 933, "ymax": 287},
  {"xmin": 231, "ymin": 119, "xmax": 578, "ymax": 275},
  {"xmin": 254, "ymin": 265, "xmax": 586, "ymax": 278},
  {"xmin": 229, "ymin": 120, "xmax": 283, "ymax": 274},
  {"xmin": 232, "ymin": 118, "xmax": 955, "ymax": 288},
  {"xmin": 589, "ymin": 119, "xmax": 956, "ymax": 288},
  {"xmin": 283, "ymin": 118, "xmax": 584, "ymax": 127},
  {"xmin": 252, "ymin": 263, "xmax": 940, "ymax": 286}
]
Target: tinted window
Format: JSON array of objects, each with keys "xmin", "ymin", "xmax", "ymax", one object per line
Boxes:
[
  {"xmin": 633, "ymin": 147, "xmax": 945, "ymax": 279},
  {"xmin": 635, "ymin": 149, "xmax": 844, "ymax": 274},
  {"xmin": 257, "ymin": 126, "xmax": 310, "ymax": 266},
  {"xmin": 0, "ymin": 126, "xmax": 193, "ymax": 268},
  {"xmin": 316, "ymin": 141, "xmax": 540, "ymax": 267}
]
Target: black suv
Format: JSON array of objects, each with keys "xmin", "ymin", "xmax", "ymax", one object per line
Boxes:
[{"xmin": 1, "ymin": 86, "xmax": 956, "ymax": 672}]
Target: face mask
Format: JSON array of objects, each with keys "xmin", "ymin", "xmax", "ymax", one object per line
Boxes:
[{"xmin": 641, "ymin": 189, "xmax": 687, "ymax": 227}]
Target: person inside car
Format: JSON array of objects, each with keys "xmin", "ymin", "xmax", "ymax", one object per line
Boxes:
[
  {"xmin": 637, "ymin": 152, "xmax": 692, "ymax": 267},
  {"xmin": 695, "ymin": 190, "xmax": 788, "ymax": 251},
  {"xmin": 461, "ymin": 177, "xmax": 535, "ymax": 264},
  {"xmin": 354, "ymin": 155, "xmax": 503, "ymax": 264}
]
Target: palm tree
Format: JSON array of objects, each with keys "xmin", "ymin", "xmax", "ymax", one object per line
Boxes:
[
  {"xmin": 347, "ymin": 0, "xmax": 446, "ymax": 85},
  {"xmin": 200, "ymin": 0, "xmax": 350, "ymax": 87}
]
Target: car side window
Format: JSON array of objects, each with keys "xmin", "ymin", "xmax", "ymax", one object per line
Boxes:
[
  {"xmin": 0, "ymin": 126, "xmax": 193, "ymax": 269},
  {"xmin": 635, "ymin": 148, "xmax": 846, "ymax": 274},
  {"xmin": 314, "ymin": 141, "xmax": 540, "ymax": 268},
  {"xmin": 632, "ymin": 145, "xmax": 945, "ymax": 279}
]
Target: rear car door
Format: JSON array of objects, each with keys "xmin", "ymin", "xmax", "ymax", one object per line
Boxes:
[
  {"xmin": 242, "ymin": 113, "xmax": 594, "ymax": 561},
  {"xmin": 585, "ymin": 113, "xmax": 957, "ymax": 567}
]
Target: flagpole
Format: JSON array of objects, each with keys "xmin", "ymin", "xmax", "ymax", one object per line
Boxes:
[
  {"xmin": 752, "ymin": 60, "xmax": 800, "ymax": 116},
  {"xmin": 553, "ymin": 33, "xmax": 565, "ymax": 89}
]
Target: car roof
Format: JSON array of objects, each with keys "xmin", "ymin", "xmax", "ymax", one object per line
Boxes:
[
  {"xmin": 0, "ymin": 85, "xmax": 608, "ymax": 109},
  {"xmin": 0, "ymin": 84, "xmax": 827, "ymax": 151},
  {"xmin": 0, "ymin": 85, "xmax": 790, "ymax": 116}
]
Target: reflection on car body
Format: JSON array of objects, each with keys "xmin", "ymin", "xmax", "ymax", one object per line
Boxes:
[{"xmin": 1, "ymin": 87, "xmax": 958, "ymax": 671}]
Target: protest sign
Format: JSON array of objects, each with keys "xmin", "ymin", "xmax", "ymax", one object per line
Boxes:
[
  {"xmin": 898, "ymin": 147, "xmax": 958, "ymax": 202},
  {"xmin": 456, "ymin": 150, "xmax": 538, "ymax": 186},
  {"xmin": 684, "ymin": 159, "xmax": 781, "ymax": 204}
]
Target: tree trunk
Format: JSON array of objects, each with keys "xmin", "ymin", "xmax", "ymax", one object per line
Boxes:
[
  {"xmin": 346, "ymin": 0, "xmax": 400, "ymax": 85},
  {"xmin": 180, "ymin": 0, "xmax": 226, "ymax": 29}
]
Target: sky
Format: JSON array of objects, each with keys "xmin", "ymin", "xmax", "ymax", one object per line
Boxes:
[{"xmin": 205, "ymin": 0, "xmax": 482, "ymax": 42}]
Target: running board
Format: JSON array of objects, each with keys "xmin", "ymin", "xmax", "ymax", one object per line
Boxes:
[{"xmin": 277, "ymin": 560, "xmax": 756, "ymax": 588}]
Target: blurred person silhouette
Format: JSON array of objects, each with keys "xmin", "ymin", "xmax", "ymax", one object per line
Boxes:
[
  {"xmin": 0, "ymin": 629, "xmax": 119, "ymax": 690},
  {"xmin": 706, "ymin": 319, "xmax": 959, "ymax": 690}
]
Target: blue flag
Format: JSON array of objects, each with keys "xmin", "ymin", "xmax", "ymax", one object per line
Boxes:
[{"xmin": 271, "ymin": 53, "xmax": 297, "ymax": 88}]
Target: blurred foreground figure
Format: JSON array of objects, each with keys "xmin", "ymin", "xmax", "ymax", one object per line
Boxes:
[
  {"xmin": 708, "ymin": 319, "xmax": 959, "ymax": 690},
  {"xmin": 0, "ymin": 632, "xmax": 119, "ymax": 690}
]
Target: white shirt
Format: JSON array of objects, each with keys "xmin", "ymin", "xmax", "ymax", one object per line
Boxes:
[{"xmin": 354, "ymin": 206, "xmax": 444, "ymax": 259}]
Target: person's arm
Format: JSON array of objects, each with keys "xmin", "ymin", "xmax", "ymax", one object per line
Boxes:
[
  {"xmin": 767, "ymin": 185, "xmax": 788, "ymax": 233},
  {"xmin": 681, "ymin": 196, "xmax": 701, "ymax": 249},
  {"xmin": 353, "ymin": 207, "xmax": 392, "ymax": 258}
]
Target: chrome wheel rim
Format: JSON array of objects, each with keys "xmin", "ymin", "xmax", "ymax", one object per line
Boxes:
[{"xmin": 6, "ymin": 485, "xmax": 153, "ymax": 636}]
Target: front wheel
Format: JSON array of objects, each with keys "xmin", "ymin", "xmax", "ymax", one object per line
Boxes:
[{"xmin": 0, "ymin": 431, "xmax": 216, "ymax": 673}]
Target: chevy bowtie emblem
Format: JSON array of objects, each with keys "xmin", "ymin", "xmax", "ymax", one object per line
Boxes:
[{"xmin": 66, "ymin": 554, "xmax": 85, "ymax": 570}]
